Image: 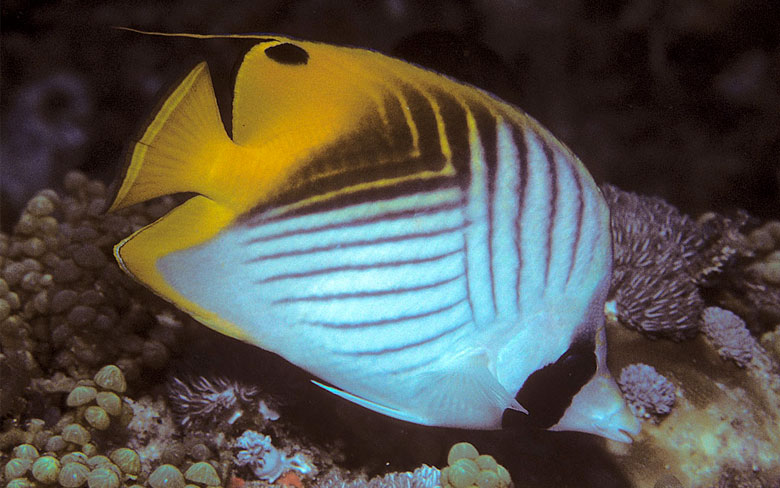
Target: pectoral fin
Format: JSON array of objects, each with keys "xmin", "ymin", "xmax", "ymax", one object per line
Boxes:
[
  {"xmin": 415, "ymin": 354, "xmax": 527, "ymax": 428},
  {"xmin": 114, "ymin": 195, "xmax": 250, "ymax": 342}
]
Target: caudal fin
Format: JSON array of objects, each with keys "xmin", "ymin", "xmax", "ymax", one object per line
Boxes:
[{"xmin": 108, "ymin": 62, "xmax": 235, "ymax": 212}]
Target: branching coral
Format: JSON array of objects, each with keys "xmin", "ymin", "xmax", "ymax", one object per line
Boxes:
[
  {"xmin": 233, "ymin": 430, "xmax": 311, "ymax": 483},
  {"xmin": 168, "ymin": 375, "xmax": 278, "ymax": 430},
  {"xmin": 602, "ymin": 184, "xmax": 747, "ymax": 340},
  {"xmin": 617, "ymin": 363, "xmax": 677, "ymax": 420}
]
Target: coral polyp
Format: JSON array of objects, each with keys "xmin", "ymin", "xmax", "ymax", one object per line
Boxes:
[
  {"xmin": 602, "ymin": 183, "xmax": 747, "ymax": 340},
  {"xmin": 618, "ymin": 363, "xmax": 677, "ymax": 421},
  {"xmin": 233, "ymin": 430, "xmax": 311, "ymax": 483},
  {"xmin": 168, "ymin": 375, "xmax": 277, "ymax": 429}
]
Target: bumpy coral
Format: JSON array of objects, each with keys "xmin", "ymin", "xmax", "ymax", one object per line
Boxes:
[
  {"xmin": 701, "ymin": 307, "xmax": 757, "ymax": 368},
  {"xmin": 168, "ymin": 375, "xmax": 279, "ymax": 430},
  {"xmin": 440, "ymin": 442, "xmax": 510, "ymax": 488},
  {"xmin": 710, "ymin": 220, "xmax": 780, "ymax": 331},
  {"xmin": 602, "ymin": 184, "xmax": 747, "ymax": 340},
  {"xmin": 0, "ymin": 170, "xmax": 436, "ymax": 488},
  {"xmin": 2, "ymin": 435, "xmax": 143, "ymax": 488},
  {"xmin": 0, "ymin": 171, "xmax": 194, "ymax": 419},
  {"xmin": 617, "ymin": 363, "xmax": 677, "ymax": 420}
]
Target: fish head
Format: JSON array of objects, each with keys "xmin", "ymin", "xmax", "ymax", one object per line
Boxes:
[
  {"xmin": 503, "ymin": 294, "xmax": 640, "ymax": 442},
  {"xmin": 546, "ymin": 314, "xmax": 640, "ymax": 442},
  {"xmin": 231, "ymin": 36, "xmax": 389, "ymax": 148}
]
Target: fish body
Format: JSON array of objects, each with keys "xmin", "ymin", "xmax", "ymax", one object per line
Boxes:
[{"xmin": 109, "ymin": 34, "xmax": 639, "ymax": 441}]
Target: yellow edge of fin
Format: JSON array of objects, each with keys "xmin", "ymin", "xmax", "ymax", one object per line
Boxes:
[
  {"xmin": 109, "ymin": 61, "xmax": 239, "ymax": 212},
  {"xmin": 114, "ymin": 195, "xmax": 250, "ymax": 342},
  {"xmin": 110, "ymin": 62, "xmax": 204, "ymax": 211}
]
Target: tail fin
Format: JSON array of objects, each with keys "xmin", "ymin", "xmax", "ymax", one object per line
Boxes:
[{"xmin": 108, "ymin": 62, "xmax": 235, "ymax": 212}]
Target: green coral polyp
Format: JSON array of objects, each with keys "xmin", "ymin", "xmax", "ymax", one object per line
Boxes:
[
  {"xmin": 447, "ymin": 442, "xmax": 480, "ymax": 465},
  {"xmin": 12, "ymin": 444, "xmax": 39, "ymax": 460},
  {"xmin": 67, "ymin": 386, "xmax": 98, "ymax": 407},
  {"xmin": 476, "ymin": 469, "xmax": 500, "ymax": 488},
  {"xmin": 84, "ymin": 405, "xmax": 111, "ymax": 430},
  {"xmin": 448, "ymin": 459, "xmax": 480, "ymax": 488},
  {"xmin": 58, "ymin": 462, "xmax": 90, "ymax": 488},
  {"xmin": 6, "ymin": 478, "xmax": 35, "ymax": 488},
  {"xmin": 87, "ymin": 466, "xmax": 120, "ymax": 488},
  {"xmin": 4, "ymin": 458, "xmax": 33, "ymax": 479},
  {"xmin": 475, "ymin": 455, "xmax": 498, "ymax": 472},
  {"xmin": 495, "ymin": 465, "xmax": 511, "ymax": 486},
  {"xmin": 109, "ymin": 448, "xmax": 140, "ymax": 476},
  {"xmin": 61, "ymin": 453, "xmax": 89, "ymax": 466},
  {"xmin": 94, "ymin": 365, "xmax": 126, "ymax": 393},
  {"xmin": 184, "ymin": 462, "xmax": 220, "ymax": 486},
  {"xmin": 149, "ymin": 464, "xmax": 186, "ymax": 488},
  {"xmin": 31, "ymin": 455, "xmax": 61, "ymax": 484},
  {"xmin": 45, "ymin": 435, "xmax": 67, "ymax": 452},
  {"xmin": 85, "ymin": 455, "xmax": 112, "ymax": 469},
  {"xmin": 62, "ymin": 423, "xmax": 91, "ymax": 445},
  {"xmin": 96, "ymin": 391, "xmax": 122, "ymax": 416},
  {"xmin": 442, "ymin": 443, "xmax": 511, "ymax": 488}
]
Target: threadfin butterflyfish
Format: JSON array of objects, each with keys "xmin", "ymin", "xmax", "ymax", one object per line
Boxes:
[{"xmin": 108, "ymin": 32, "xmax": 640, "ymax": 442}]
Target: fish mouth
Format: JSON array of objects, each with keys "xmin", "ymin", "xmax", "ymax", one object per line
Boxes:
[{"xmin": 612, "ymin": 427, "xmax": 636, "ymax": 443}]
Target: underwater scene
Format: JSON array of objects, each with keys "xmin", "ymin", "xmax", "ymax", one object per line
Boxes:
[{"xmin": 2, "ymin": 2, "xmax": 779, "ymax": 488}]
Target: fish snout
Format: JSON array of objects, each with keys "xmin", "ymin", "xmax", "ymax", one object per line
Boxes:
[
  {"xmin": 593, "ymin": 402, "xmax": 641, "ymax": 443},
  {"xmin": 549, "ymin": 373, "xmax": 641, "ymax": 443}
]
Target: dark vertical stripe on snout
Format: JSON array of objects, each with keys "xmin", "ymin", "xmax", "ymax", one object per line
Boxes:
[{"xmin": 502, "ymin": 338, "xmax": 597, "ymax": 430}]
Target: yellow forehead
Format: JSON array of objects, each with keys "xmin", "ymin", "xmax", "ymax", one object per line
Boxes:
[{"xmin": 231, "ymin": 38, "xmax": 380, "ymax": 146}]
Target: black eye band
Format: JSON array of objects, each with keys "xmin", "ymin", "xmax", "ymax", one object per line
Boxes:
[
  {"xmin": 264, "ymin": 43, "xmax": 309, "ymax": 65},
  {"xmin": 503, "ymin": 341, "xmax": 597, "ymax": 429}
]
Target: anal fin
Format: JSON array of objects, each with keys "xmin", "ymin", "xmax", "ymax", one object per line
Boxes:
[{"xmin": 312, "ymin": 353, "xmax": 527, "ymax": 429}]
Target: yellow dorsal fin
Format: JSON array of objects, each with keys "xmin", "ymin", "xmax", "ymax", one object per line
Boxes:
[{"xmin": 108, "ymin": 62, "xmax": 252, "ymax": 212}]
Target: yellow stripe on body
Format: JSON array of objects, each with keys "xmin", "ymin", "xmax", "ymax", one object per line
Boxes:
[
  {"xmin": 423, "ymin": 88, "xmax": 454, "ymax": 166},
  {"xmin": 258, "ymin": 69, "xmax": 462, "ymax": 218},
  {"xmin": 232, "ymin": 38, "xmax": 533, "ymax": 220}
]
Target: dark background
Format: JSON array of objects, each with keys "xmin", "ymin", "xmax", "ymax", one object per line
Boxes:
[
  {"xmin": 2, "ymin": 2, "xmax": 779, "ymax": 485},
  {"xmin": 2, "ymin": 0, "xmax": 779, "ymax": 226}
]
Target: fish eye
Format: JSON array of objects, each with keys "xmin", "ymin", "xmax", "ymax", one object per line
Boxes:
[
  {"xmin": 503, "ymin": 342, "xmax": 597, "ymax": 429},
  {"xmin": 264, "ymin": 43, "xmax": 309, "ymax": 65}
]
